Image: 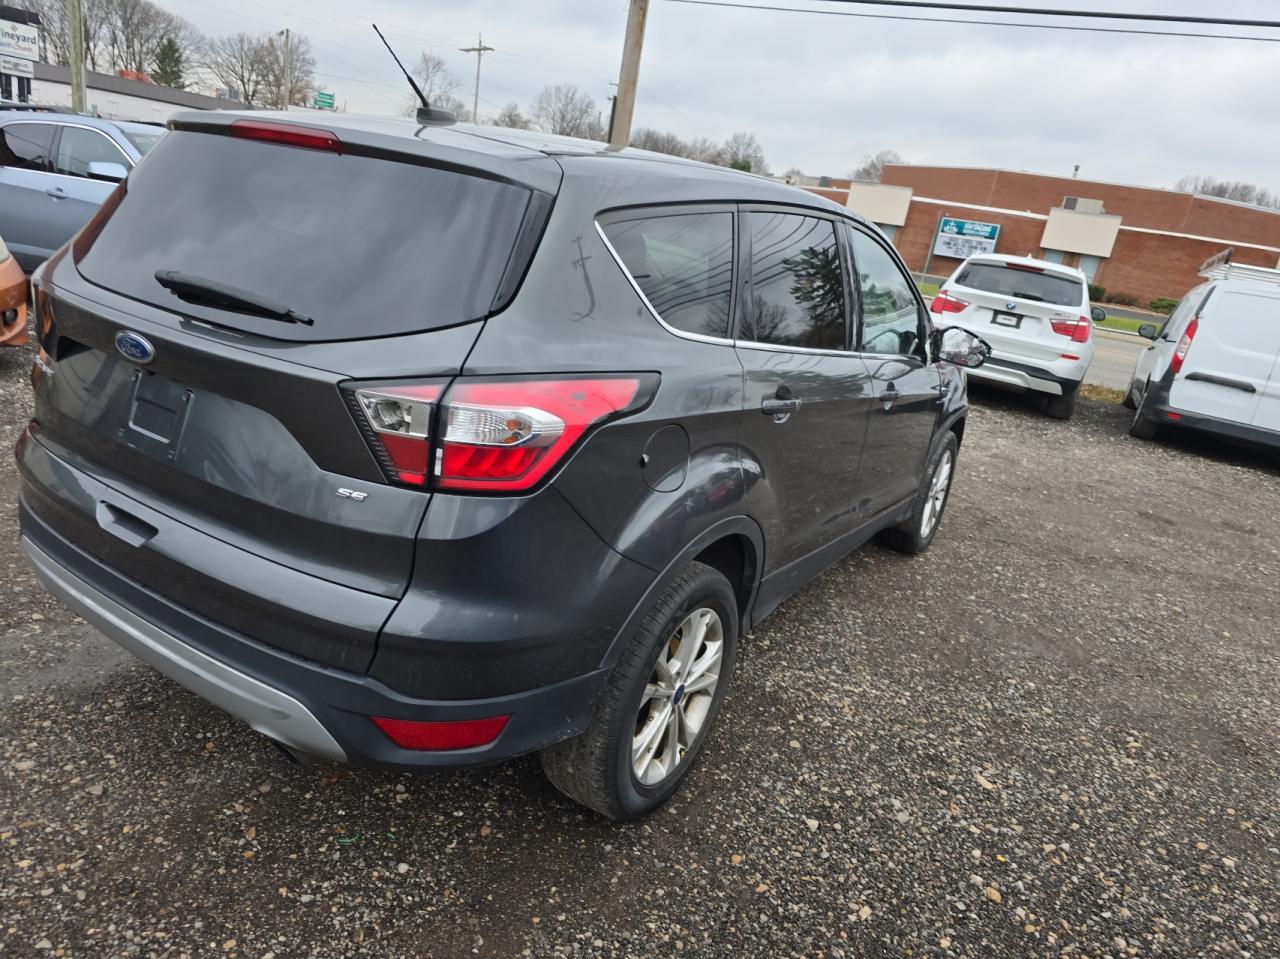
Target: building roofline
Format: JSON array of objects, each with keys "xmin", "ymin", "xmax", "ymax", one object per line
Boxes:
[
  {"xmin": 32, "ymin": 61, "xmax": 247, "ymax": 112},
  {"xmin": 885, "ymin": 164, "xmax": 1280, "ymax": 219}
]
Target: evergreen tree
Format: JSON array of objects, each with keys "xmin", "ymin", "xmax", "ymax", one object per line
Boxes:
[{"xmin": 151, "ymin": 36, "xmax": 185, "ymax": 89}]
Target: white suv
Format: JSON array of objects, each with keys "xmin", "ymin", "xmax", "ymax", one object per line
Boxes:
[
  {"xmin": 931, "ymin": 254, "xmax": 1102, "ymax": 419},
  {"xmin": 1126, "ymin": 252, "xmax": 1280, "ymax": 448}
]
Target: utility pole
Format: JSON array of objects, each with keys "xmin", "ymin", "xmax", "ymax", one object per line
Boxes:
[
  {"xmin": 66, "ymin": 0, "xmax": 87, "ymax": 113},
  {"xmin": 609, "ymin": 0, "xmax": 649, "ymax": 149},
  {"xmin": 280, "ymin": 27, "xmax": 291, "ymax": 109},
  {"xmin": 459, "ymin": 34, "xmax": 494, "ymax": 124}
]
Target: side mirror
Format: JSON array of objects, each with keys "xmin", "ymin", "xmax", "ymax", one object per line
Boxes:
[
  {"xmin": 932, "ymin": 326, "xmax": 992, "ymax": 369},
  {"xmin": 1137, "ymin": 323, "xmax": 1159, "ymax": 341},
  {"xmin": 86, "ymin": 161, "xmax": 128, "ymax": 183},
  {"xmin": 1090, "ymin": 307, "xmax": 1106, "ymax": 324}
]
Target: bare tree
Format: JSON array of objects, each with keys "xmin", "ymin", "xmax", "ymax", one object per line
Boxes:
[
  {"xmin": 104, "ymin": 0, "xmax": 185, "ymax": 75},
  {"xmin": 849, "ymin": 149, "xmax": 904, "ymax": 183},
  {"xmin": 493, "ymin": 102, "xmax": 531, "ymax": 129},
  {"xmin": 1175, "ymin": 174, "xmax": 1280, "ymax": 210},
  {"xmin": 260, "ymin": 31, "xmax": 315, "ymax": 108},
  {"xmin": 198, "ymin": 32, "xmax": 270, "ymax": 104},
  {"xmin": 531, "ymin": 84, "xmax": 600, "ymax": 139},
  {"xmin": 631, "ymin": 127, "xmax": 689, "ymax": 157},
  {"xmin": 686, "ymin": 136, "xmax": 723, "ymax": 165},
  {"xmin": 402, "ymin": 51, "xmax": 468, "ymax": 118},
  {"xmin": 720, "ymin": 131, "xmax": 767, "ymax": 174}
]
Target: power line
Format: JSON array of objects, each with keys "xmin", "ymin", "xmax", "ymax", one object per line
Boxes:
[
  {"xmin": 660, "ymin": 0, "xmax": 1280, "ymax": 42},
  {"xmin": 808, "ymin": 0, "xmax": 1280, "ymax": 29}
]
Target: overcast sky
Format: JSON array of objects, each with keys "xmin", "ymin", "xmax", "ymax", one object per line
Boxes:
[{"xmin": 162, "ymin": 0, "xmax": 1280, "ymax": 192}]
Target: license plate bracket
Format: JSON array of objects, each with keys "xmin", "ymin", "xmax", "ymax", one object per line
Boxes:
[
  {"xmin": 123, "ymin": 371, "xmax": 193, "ymax": 457},
  {"xmin": 991, "ymin": 311, "xmax": 1022, "ymax": 329}
]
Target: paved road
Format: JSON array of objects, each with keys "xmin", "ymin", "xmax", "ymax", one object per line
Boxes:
[
  {"xmin": 2, "ymin": 338, "xmax": 1279, "ymax": 958},
  {"xmin": 1085, "ymin": 328, "xmax": 1147, "ymax": 392}
]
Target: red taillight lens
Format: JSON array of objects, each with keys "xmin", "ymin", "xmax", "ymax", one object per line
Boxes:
[
  {"xmin": 350, "ymin": 384, "xmax": 444, "ymax": 486},
  {"xmin": 436, "ymin": 377, "xmax": 644, "ymax": 492},
  {"xmin": 930, "ymin": 291, "xmax": 969, "ymax": 315},
  {"xmin": 1050, "ymin": 316, "xmax": 1092, "ymax": 343},
  {"xmin": 1171, "ymin": 317, "xmax": 1199, "ymax": 374},
  {"xmin": 230, "ymin": 119, "xmax": 343, "ymax": 153},
  {"xmin": 372, "ymin": 715, "xmax": 510, "ymax": 751}
]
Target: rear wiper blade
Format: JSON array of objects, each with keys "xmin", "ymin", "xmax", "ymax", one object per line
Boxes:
[
  {"xmin": 1009, "ymin": 291, "xmax": 1048, "ymax": 302},
  {"xmin": 154, "ymin": 270, "xmax": 314, "ymax": 326}
]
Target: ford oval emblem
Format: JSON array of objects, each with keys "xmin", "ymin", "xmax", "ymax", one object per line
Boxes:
[{"xmin": 115, "ymin": 331, "xmax": 155, "ymax": 364}]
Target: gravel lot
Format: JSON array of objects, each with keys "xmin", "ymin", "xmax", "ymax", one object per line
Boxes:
[{"xmin": 1, "ymin": 339, "xmax": 1277, "ymax": 959}]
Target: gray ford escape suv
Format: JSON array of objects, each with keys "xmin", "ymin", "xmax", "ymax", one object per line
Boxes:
[{"xmin": 18, "ymin": 112, "xmax": 990, "ymax": 819}]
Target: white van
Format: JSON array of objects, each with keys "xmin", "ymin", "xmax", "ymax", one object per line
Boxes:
[{"xmin": 1126, "ymin": 250, "xmax": 1280, "ymax": 447}]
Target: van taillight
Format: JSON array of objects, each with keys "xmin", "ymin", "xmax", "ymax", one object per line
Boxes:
[
  {"xmin": 930, "ymin": 291, "xmax": 969, "ymax": 314},
  {"xmin": 1050, "ymin": 316, "xmax": 1092, "ymax": 343},
  {"xmin": 1171, "ymin": 317, "xmax": 1199, "ymax": 374},
  {"xmin": 346, "ymin": 376, "xmax": 654, "ymax": 493}
]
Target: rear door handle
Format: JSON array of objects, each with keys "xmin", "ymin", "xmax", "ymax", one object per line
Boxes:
[
  {"xmin": 45, "ymin": 186, "xmax": 67, "ymax": 199},
  {"xmin": 880, "ymin": 387, "xmax": 901, "ymax": 409}
]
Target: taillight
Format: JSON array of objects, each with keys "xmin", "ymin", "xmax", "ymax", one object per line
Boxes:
[
  {"xmin": 349, "ymin": 383, "xmax": 444, "ymax": 486},
  {"xmin": 436, "ymin": 377, "xmax": 645, "ymax": 492},
  {"xmin": 345, "ymin": 375, "xmax": 654, "ymax": 493},
  {"xmin": 230, "ymin": 119, "xmax": 343, "ymax": 153},
  {"xmin": 930, "ymin": 291, "xmax": 969, "ymax": 314},
  {"xmin": 1171, "ymin": 317, "xmax": 1199, "ymax": 374},
  {"xmin": 1050, "ymin": 316, "xmax": 1092, "ymax": 343}
]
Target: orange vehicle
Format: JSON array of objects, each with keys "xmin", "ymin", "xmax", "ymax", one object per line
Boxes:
[{"xmin": 0, "ymin": 234, "xmax": 27, "ymax": 347}]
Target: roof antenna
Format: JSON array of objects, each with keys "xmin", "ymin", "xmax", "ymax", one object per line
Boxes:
[{"xmin": 372, "ymin": 23, "xmax": 456, "ymax": 125}]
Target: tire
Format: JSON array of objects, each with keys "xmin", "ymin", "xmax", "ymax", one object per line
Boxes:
[
  {"xmin": 1042, "ymin": 385, "xmax": 1078, "ymax": 420},
  {"xmin": 876, "ymin": 431, "xmax": 959, "ymax": 555},
  {"xmin": 1122, "ymin": 380, "xmax": 1138, "ymax": 410},
  {"xmin": 1129, "ymin": 407, "xmax": 1160, "ymax": 440},
  {"xmin": 541, "ymin": 561, "xmax": 739, "ymax": 820}
]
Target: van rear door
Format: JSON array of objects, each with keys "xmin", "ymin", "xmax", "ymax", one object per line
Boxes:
[{"xmin": 1168, "ymin": 290, "xmax": 1280, "ymax": 426}]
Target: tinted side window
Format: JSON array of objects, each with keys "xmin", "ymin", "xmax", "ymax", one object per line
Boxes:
[
  {"xmin": 55, "ymin": 126, "xmax": 130, "ymax": 177},
  {"xmin": 850, "ymin": 230, "xmax": 922, "ymax": 356},
  {"xmin": 743, "ymin": 212, "xmax": 845, "ymax": 350},
  {"xmin": 0, "ymin": 123, "xmax": 54, "ymax": 171},
  {"xmin": 602, "ymin": 212, "xmax": 733, "ymax": 338}
]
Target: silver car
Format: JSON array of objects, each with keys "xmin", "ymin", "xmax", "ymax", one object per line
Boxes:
[{"xmin": 0, "ymin": 112, "xmax": 163, "ymax": 272}]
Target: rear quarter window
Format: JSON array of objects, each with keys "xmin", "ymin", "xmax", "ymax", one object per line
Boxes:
[
  {"xmin": 601, "ymin": 211, "xmax": 734, "ymax": 339},
  {"xmin": 75, "ymin": 130, "xmax": 538, "ymax": 342}
]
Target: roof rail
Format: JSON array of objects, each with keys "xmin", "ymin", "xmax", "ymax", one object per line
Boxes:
[{"xmin": 1199, "ymin": 247, "xmax": 1280, "ymax": 285}]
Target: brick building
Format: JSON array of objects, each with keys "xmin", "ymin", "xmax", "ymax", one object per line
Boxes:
[{"xmin": 802, "ymin": 166, "xmax": 1280, "ymax": 304}]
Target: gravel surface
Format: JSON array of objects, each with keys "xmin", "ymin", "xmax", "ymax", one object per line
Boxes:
[{"xmin": 1, "ymin": 345, "xmax": 1278, "ymax": 958}]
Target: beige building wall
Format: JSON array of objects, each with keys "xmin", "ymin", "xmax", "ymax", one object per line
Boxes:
[
  {"xmin": 846, "ymin": 182, "xmax": 913, "ymax": 227},
  {"xmin": 1040, "ymin": 208, "xmax": 1123, "ymax": 257}
]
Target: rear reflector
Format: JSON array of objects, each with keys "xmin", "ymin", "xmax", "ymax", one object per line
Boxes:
[
  {"xmin": 372, "ymin": 715, "xmax": 510, "ymax": 751},
  {"xmin": 1050, "ymin": 316, "xmax": 1092, "ymax": 343},
  {"xmin": 436, "ymin": 377, "xmax": 644, "ymax": 492},
  {"xmin": 930, "ymin": 291, "xmax": 969, "ymax": 315},
  {"xmin": 230, "ymin": 119, "xmax": 342, "ymax": 153},
  {"xmin": 1171, "ymin": 316, "xmax": 1199, "ymax": 374}
]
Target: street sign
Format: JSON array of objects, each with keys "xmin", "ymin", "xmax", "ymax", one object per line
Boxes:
[
  {"xmin": 313, "ymin": 91, "xmax": 335, "ymax": 110},
  {"xmin": 933, "ymin": 216, "xmax": 1000, "ymax": 259}
]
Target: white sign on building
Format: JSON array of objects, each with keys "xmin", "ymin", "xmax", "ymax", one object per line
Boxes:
[
  {"xmin": 0, "ymin": 54, "xmax": 33, "ymax": 77},
  {"xmin": 0, "ymin": 17, "xmax": 40, "ymax": 61}
]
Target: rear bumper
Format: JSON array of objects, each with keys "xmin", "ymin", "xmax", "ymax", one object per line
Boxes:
[
  {"xmin": 19, "ymin": 503, "xmax": 610, "ymax": 768},
  {"xmin": 969, "ymin": 358, "xmax": 1082, "ymax": 396},
  {"xmin": 1141, "ymin": 403, "xmax": 1280, "ymax": 450}
]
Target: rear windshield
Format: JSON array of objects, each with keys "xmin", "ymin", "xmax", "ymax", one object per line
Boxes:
[
  {"xmin": 954, "ymin": 262, "xmax": 1084, "ymax": 307},
  {"xmin": 76, "ymin": 130, "xmax": 534, "ymax": 341}
]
